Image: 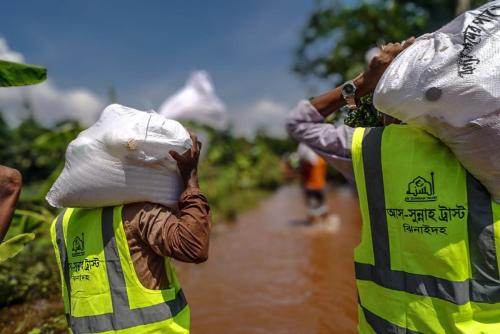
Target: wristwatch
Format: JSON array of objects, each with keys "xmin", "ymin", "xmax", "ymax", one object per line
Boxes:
[{"xmin": 341, "ymin": 80, "xmax": 357, "ymax": 109}]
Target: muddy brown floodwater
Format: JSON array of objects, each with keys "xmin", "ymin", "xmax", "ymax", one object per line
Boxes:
[{"xmin": 177, "ymin": 185, "xmax": 362, "ymax": 334}]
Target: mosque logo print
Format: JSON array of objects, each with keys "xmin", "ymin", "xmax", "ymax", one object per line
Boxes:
[
  {"xmin": 405, "ymin": 172, "xmax": 437, "ymax": 202},
  {"xmin": 72, "ymin": 233, "xmax": 85, "ymax": 257}
]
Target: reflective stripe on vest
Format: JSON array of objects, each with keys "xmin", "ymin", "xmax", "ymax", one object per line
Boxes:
[
  {"xmin": 352, "ymin": 126, "xmax": 500, "ymax": 333},
  {"xmin": 54, "ymin": 207, "xmax": 188, "ymax": 333},
  {"xmin": 360, "ymin": 300, "xmax": 421, "ymax": 334}
]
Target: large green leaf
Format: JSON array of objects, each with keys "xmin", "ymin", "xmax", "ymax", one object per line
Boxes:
[
  {"xmin": 0, "ymin": 233, "xmax": 36, "ymax": 263},
  {"xmin": 0, "ymin": 60, "xmax": 47, "ymax": 87}
]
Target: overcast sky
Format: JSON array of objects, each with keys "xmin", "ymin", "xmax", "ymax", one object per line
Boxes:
[{"xmin": 0, "ymin": 0, "xmax": 341, "ymax": 137}]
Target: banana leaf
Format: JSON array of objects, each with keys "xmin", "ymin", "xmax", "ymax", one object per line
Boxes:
[
  {"xmin": 0, "ymin": 60, "xmax": 47, "ymax": 87},
  {"xmin": 0, "ymin": 233, "xmax": 35, "ymax": 263}
]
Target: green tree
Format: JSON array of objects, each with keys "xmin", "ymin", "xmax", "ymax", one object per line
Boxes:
[
  {"xmin": 293, "ymin": 0, "xmax": 487, "ymax": 85},
  {"xmin": 0, "ymin": 114, "xmax": 82, "ymax": 185}
]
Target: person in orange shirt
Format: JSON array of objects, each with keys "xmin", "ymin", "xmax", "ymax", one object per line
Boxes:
[{"xmin": 297, "ymin": 143, "xmax": 328, "ymax": 223}]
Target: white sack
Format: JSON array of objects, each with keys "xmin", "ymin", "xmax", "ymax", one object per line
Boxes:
[
  {"xmin": 46, "ymin": 104, "xmax": 192, "ymax": 208},
  {"xmin": 159, "ymin": 71, "xmax": 227, "ymax": 130},
  {"xmin": 374, "ymin": 1, "xmax": 500, "ymax": 202}
]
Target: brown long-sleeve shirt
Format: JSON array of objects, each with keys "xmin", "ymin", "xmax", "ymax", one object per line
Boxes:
[{"xmin": 121, "ymin": 187, "xmax": 211, "ymax": 290}]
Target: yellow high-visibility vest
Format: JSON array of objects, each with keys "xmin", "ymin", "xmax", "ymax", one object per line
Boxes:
[
  {"xmin": 352, "ymin": 125, "xmax": 500, "ymax": 333},
  {"xmin": 50, "ymin": 206, "xmax": 190, "ymax": 333}
]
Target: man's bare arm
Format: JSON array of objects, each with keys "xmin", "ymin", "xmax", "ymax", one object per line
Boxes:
[
  {"xmin": 0, "ymin": 166, "xmax": 22, "ymax": 243},
  {"xmin": 311, "ymin": 38, "xmax": 415, "ymax": 118}
]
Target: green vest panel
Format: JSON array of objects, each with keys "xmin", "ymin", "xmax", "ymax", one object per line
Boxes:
[
  {"xmin": 352, "ymin": 125, "xmax": 500, "ymax": 334},
  {"xmin": 50, "ymin": 206, "xmax": 190, "ymax": 334}
]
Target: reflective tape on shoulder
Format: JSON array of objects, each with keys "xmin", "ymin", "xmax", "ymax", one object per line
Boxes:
[
  {"xmin": 362, "ymin": 127, "xmax": 390, "ymax": 269},
  {"xmin": 55, "ymin": 209, "xmax": 70, "ymax": 313}
]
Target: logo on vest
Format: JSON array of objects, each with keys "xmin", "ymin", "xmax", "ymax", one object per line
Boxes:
[
  {"xmin": 405, "ymin": 172, "xmax": 437, "ymax": 202},
  {"xmin": 72, "ymin": 233, "xmax": 85, "ymax": 257}
]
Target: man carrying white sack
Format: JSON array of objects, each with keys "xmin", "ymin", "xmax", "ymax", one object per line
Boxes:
[
  {"xmin": 287, "ymin": 34, "xmax": 500, "ymax": 333},
  {"xmin": 50, "ymin": 133, "xmax": 210, "ymax": 334}
]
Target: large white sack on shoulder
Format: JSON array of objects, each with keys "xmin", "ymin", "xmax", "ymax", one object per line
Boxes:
[
  {"xmin": 374, "ymin": 1, "xmax": 500, "ymax": 202},
  {"xmin": 46, "ymin": 104, "xmax": 192, "ymax": 208},
  {"xmin": 159, "ymin": 71, "xmax": 227, "ymax": 130}
]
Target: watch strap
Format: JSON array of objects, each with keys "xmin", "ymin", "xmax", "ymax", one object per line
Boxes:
[{"xmin": 345, "ymin": 95, "xmax": 357, "ymax": 109}]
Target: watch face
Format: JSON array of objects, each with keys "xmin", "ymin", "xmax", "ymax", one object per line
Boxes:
[{"xmin": 343, "ymin": 83, "xmax": 355, "ymax": 95}]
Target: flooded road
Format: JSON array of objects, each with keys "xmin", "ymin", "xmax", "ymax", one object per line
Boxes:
[{"xmin": 177, "ymin": 185, "xmax": 362, "ymax": 334}]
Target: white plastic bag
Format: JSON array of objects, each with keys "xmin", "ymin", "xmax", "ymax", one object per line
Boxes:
[
  {"xmin": 374, "ymin": 1, "xmax": 500, "ymax": 201},
  {"xmin": 46, "ymin": 104, "xmax": 192, "ymax": 208},
  {"xmin": 159, "ymin": 71, "xmax": 227, "ymax": 130}
]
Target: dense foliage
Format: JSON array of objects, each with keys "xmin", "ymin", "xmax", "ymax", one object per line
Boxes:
[{"xmin": 343, "ymin": 95, "xmax": 383, "ymax": 128}]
